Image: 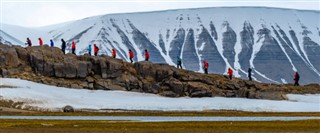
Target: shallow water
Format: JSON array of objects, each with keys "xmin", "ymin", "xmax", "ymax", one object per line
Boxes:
[{"xmin": 0, "ymin": 116, "xmax": 319, "ymax": 122}]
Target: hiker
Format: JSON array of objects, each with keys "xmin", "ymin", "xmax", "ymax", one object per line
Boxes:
[
  {"xmin": 145, "ymin": 49, "xmax": 149, "ymax": 61},
  {"xmin": 228, "ymin": 68, "xmax": 233, "ymax": 80},
  {"xmin": 71, "ymin": 40, "xmax": 76, "ymax": 55},
  {"xmin": 94, "ymin": 44, "xmax": 99, "ymax": 56},
  {"xmin": 294, "ymin": 72, "xmax": 300, "ymax": 86},
  {"xmin": 177, "ymin": 56, "xmax": 182, "ymax": 69},
  {"xmin": 38, "ymin": 38, "xmax": 43, "ymax": 46},
  {"xmin": 203, "ymin": 59, "xmax": 209, "ymax": 74},
  {"xmin": 248, "ymin": 68, "xmax": 252, "ymax": 81},
  {"xmin": 112, "ymin": 48, "xmax": 116, "ymax": 58},
  {"xmin": 61, "ymin": 39, "xmax": 66, "ymax": 54},
  {"xmin": 26, "ymin": 38, "xmax": 32, "ymax": 47},
  {"xmin": 88, "ymin": 44, "xmax": 92, "ymax": 56},
  {"xmin": 129, "ymin": 49, "xmax": 134, "ymax": 63},
  {"xmin": 50, "ymin": 39, "xmax": 54, "ymax": 47}
]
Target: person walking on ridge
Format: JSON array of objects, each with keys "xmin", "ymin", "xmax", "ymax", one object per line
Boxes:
[
  {"xmin": 144, "ymin": 49, "xmax": 149, "ymax": 61},
  {"xmin": 112, "ymin": 48, "xmax": 116, "ymax": 58},
  {"xmin": 26, "ymin": 38, "xmax": 32, "ymax": 47},
  {"xmin": 228, "ymin": 67, "xmax": 233, "ymax": 80},
  {"xmin": 50, "ymin": 39, "xmax": 54, "ymax": 47},
  {"xmin": 129, "ymin": 49, "xmax": 134, "ymax": 63},
  {"xmin": 38, "ymin": 38, "xmax": 43, "ymax": 46},
  {"xmin": 61, "ymin": 39, "xmax": 66, "ymax": 54},
  {"xmin": 177, "ymin": 56, "xmax": 182, "ymax": 69},
  {"xmin": 248, "ymin": 68, "xmax": 252, "ymax": 81},
  {"xmin": 94, "ymin": 44, "xmax": 99, "ymax": 56},
  {"xmin": 71, "ymin": 40, "xmax": 76, "ymax": 55},
  {"xmin": 88, "ymin": 44, "xmax": 92, "ymax": 56},
  {"xmin": 294, "ymin": 72, "xmax": 300, "ymax": 86},
  {"xmin": 203, "ymin": 59, "xmax": 209, "ymax": 74}
]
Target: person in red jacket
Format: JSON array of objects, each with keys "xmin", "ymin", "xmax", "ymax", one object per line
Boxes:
[
  {"xmin": 129, "ymin": 49, "xmax": 134, "ymax": 63},
  {"xmin": 26, "ymin": 38, "xmax": 32, "ymax": 47},
  {"xmin": 112, "ymin": 48, "xmax": 116, "ymax": 58},
  {"xmin": 71, "ymin": 41, "xmax": 76, "ymax": 55},
  {"xmin": 93, "ymin": 44, "xmax": 99, "ymax": 56},
  {"xmin": 38, "ymin": 38, "xmax": 43, "ymax": 46},
  {"xmin": 203, "ymin": 59, "xmax": 209, "ymax": 74},
  {"xmin": 228, "ymin": 67, "xmax": 233, "ymax": 80},
  {"xmin": 145, "ymin": 49, "xmax": 149, "ymax": 61},
  {"xmin": 294, "ymin": 72, "xmax": 300, "ymax": 86}
]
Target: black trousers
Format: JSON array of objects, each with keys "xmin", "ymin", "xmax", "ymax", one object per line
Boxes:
[
  {"xmin": 145, "ymin": 57, "xmax": 149, "ymax": 61},
  {"xmin": 130, "ymin": 58, "xmax": 133, "ymax": 63},
  {"xmin": 248, "ymin": 74, "xmax": 252, "ymax": 81},
  {"xmin": 94, "ymin": 52, "xmax": 98, "ymax": 56},
  {"xmin": 62, "ymin": 49, "xmax": 65, "ymax": 54},
  {"xmin": 294, "ymin": 80, "xmax": 299, "ymax": 86},
  {"xmin": 88, "ymin": 52, "xmax": 91, "ymax": 56},
  {"xmin": 177, "ymin": 61, "xmax": 182, "ymax": 69},
  {"xmin": 229, "ymin": 75, "xmax": 232, "ymax": 80},
  {"xmin": 204, "ymin": 68, "xmax": 208, "ymax": 74},
  {"xmin": 72, "ymin": 48, "xmax": 76, "ymax": 55}
]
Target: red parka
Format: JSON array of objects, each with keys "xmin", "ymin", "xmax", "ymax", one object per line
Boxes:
[
  {"xmin": 112, "ymin": 48, "xmax": 116, "ymax": 57},
  {"xmin": 94, "ymin": 44, "xmax": 99, "ymax": 53},
  {"xmin": 203, "ymin": 60, "xmax": 208, "ymax": 69},
  {"xmin": 38, "ymin": 38, "xmax": 43, "ymax": 46},
  {"xmin": 145, "ymin": 50, "xmax": 149, "ymax": 59},
  {"xmin": 72, "ymin": 41, "xmax": 76, "ymax": 49},
  {"xmin": 129, "ymin": 50, "xmax": 134, "ymax": 58},
  {"xmin": 228, "ymin": 68, "xmax": 233, "ymax": 76}
]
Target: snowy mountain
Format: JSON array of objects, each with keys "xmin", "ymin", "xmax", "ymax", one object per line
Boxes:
[
  {"xmin": 0, "ymin": 30, "xmax": 23, "ymax": 45},
  {"xmin": 1, "ymin": 7, "xmax": 320, "ymax": 85}
]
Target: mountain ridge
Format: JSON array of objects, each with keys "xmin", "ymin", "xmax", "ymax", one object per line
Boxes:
[{"xmin": 1, "ymin": 6, "xmax": 320, "ymax": 84}]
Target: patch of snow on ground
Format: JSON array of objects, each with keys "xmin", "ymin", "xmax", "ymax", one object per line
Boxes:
[{"xmin": 0, "ymin": 78, "xmax": 319, "ymax": 112}]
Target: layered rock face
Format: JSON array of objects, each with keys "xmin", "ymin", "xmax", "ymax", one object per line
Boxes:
[{"xmin": 0, "ymin": 44, "xmax": 319, "ymax": 100}]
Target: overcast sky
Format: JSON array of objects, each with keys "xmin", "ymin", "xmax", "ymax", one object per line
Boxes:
[{"xmin": 1, "ymin": 0, "xmax": 319, "ymax": 27}]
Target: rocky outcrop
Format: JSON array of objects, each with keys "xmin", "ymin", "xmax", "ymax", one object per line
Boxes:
[{"xmin": 0, "ymin": 44, "xmax": 319, "ymax": 100}]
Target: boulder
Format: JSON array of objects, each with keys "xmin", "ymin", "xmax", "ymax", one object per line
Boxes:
[
  {"xmin": 160, "ymin": 91, "xmax": 177, "ymax": 97},
  {"xmin": 54, "ymin": 63, "xmax": 65, "ymax": 78},
  {"xmin": 43, "ymin": 62, "xmax": 55, "ymax": 76},
  {"xmin": 105, "ymin": 58, "xmax": 124, "ymax": 79},
  {"xmin": 15, "ymin": 47, "xmax": 29, "ymax": 61},
  {"xmin": 163, "ymin": 77, "xmax": 185, "ymax": 96},
  {"xmin": 134, "ymin": 61, "xmax": 156, "ymax": 79},
  {"xmin": 63, "ymin": 105, "xmax": 74, "ymax": 112},
  {"xmin": 76, "ymin": 61, "xmax": 88, "ymax": 78},
  {"xmin": 29, "ymin": 52, "xmax": 44, "ymax": 73},
  {"xmin": 64, "ymin": 62, "xmax": 77, "ymax": 78},
  {"xmin": 256, "ymin": 91, "xmax": 287, "ymax": 100},
  {"xmin": 0, "ymin": 68, "xmax": 8, "ymax": 77},
  {"xmin": 0, "ymin": 45, "xmax": 20, "ymax": 67},
  {"xmin": 99, "ymin": 58, "xmax": 108, "ymax": 78},
  {"xmin": 190, "ymin": 90, "xmax": 211, "ymax": 97}
]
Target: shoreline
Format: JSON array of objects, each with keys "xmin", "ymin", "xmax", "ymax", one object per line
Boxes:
[{"xmin": 1, "ymin": 106, "xmax": 320, "ymax": 117}]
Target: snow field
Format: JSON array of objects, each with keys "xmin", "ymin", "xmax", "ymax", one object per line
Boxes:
[{"xmin": 0, "ymin": 78, "xmax": 319, "ymax": 112}]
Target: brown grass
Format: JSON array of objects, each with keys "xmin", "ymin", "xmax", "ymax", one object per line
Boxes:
[
  {"xmin": 1, "ymin": 109, "xmax": 320, "ymax": 117},
  {"xmin": 0, "ymin": 119, "xmax": 319, "ymax": 133}
]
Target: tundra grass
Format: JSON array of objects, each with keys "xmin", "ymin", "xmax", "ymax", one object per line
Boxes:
[{"xmin": 0, "ymin": 119, "xmax": 319, "ymax": 133}]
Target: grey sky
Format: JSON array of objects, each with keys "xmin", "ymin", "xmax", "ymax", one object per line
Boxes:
[{"xmin": 1, "ymin": 0, "xmax": 319, "ymax": 27}]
